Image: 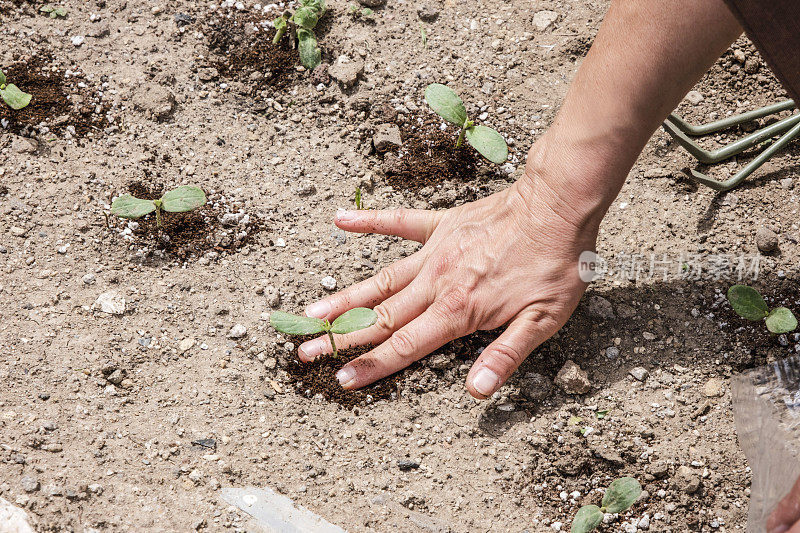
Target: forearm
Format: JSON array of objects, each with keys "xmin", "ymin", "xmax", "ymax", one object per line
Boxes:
[{"xmin": 522, "ymin": 0, "xmax": 742, "ymax": 228}]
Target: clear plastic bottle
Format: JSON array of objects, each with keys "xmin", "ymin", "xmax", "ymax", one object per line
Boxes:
[{"xmin": 733, "ymin": 355, "xmax": 800, "ymax": 531}]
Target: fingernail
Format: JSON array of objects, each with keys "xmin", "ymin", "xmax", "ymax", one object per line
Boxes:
[
  {"xmin": 336, "ymin": 209, "xmax": 357, "ymax": 222},
  {"xmin": 299, "ymin": 338, "xmax": 326, "ymax": 361},
  {"xmin": 336, "ymin": 366, "xmax": 357, "ymax": 388},
  {"xmin": 305, "ymin": 300, "xmax": 331, "ymax": 319},
  {"xmin": 769, "ymin": 526, "xmax": 790, "ymax": 533},
  {"xmin": 472, "ymin": 367, "xmax": 500, "ymax": 397}
]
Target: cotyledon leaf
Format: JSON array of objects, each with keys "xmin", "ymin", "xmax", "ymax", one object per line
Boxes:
[
  {"xmin": 727, "ymin": 285, "xmax": 769, "ymax": 321},
  {"xmin": 270, "ymin": 311, "xmax": 327, "ymax": 335},
  {"xmin": 601, "ymin": 477, "xmax": 642, "ymax": 514},
  {"xmin": 297, "ymin": 29, "xmax": 322, "ymax": 70},
  {"xmin": 110, "ymin": 195, "xmax": 157, "ymax": 219},
  {"xmin": 424, "ymin": 83, "xmax": 467, "ymax": 127},
  {"xmin": 570, "ymin": 505, "xmax": 604, "ymax": 533},
  {"xmin": 1, "ymin": 84, "xmax": 32, "ymax": 110},
  {"xmin": 160, "ymin": 185, "xmax": 207, "ymax": 213},
  {"xmin": 330, "ymin": 307, "xmax": 378, "ymax": 334},
  {"xmin": 766, "ymin": 307, "xmax": 798, "ymax": 334},
  {"xmin": 465, "ymin": 125, "xmax": 508, "ymax": 164}
]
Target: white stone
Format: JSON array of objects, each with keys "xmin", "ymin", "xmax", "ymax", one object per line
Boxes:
[
  {"xmin": 178, "ymin": 338, "xmax": 195, "ymax": 352},
  {"xmin": 95, "ymin": 291, "xmax": 125, "ymax": 315},
  {"xmin": 228, "ymin": 324, "xmax": 247, "ymax": 339},
  {"xmin": 321, "ymin": 276, "xmax": 337, "ymax": 291},
  {"xmin": 0, "ymin": 496, "xmax": 34, "ymax": 533},
  {"xmin": 533, "ymin": 10, "xmax": 559, "ymax": 31}
]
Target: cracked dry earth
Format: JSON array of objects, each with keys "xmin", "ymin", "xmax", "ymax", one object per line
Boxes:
[{"xmin": 1, "ymin": 0, "xmax": 800, "ymax": 531}]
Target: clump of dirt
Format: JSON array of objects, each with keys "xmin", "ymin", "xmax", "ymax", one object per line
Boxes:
[
  {"xmin": 202, "ymin": 8, "xmax": 300, "ymax": 91},
  {"xmin": 0, "ymin": 57, "xmax": 108, "ymax": 137},
  {"xmin": 0, "ymin": 0, "xmax": 39, "ymax": 19},
  {"xmin": 111, "ymin": 181, "xmax": 265, "ymax": 261},
  {"xmin": 381, "ymin": 112, "xmax": 483, "ymax": 192},
  {"xmin": 287, "ymin": 342, "xmax": 404, "ymax": 409}
]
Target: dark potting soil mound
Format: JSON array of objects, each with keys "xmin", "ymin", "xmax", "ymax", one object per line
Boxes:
[
  {"xmin": 118, "ymin": 181, "xmax": 265, "ymax": 261},
  {"xmin": 381, "ymin": 111, "xmax": 482, "ymax": 192},
  {"xmin": 202, "ymin": 9, "xmax": 301, "ymax": 91},
  {"xmin": 287, "ymin": 341, "xmax": 404, "ymax": 409},
  {"xmin": 719, "ymin": 278, "xmax": 800, "ymax": 367},
  {"xmin": 0, "ymin": 57, "xmax": 108, "ymax": 137}
]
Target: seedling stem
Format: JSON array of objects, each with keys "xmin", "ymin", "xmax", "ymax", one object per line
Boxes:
[
  {"xmin": 456, "ymin": 120, "xmax": 473, "ymax": 148},
  {"xmin": 110, "ymin": 186, "xmax": 207, "ymax": 230},
  {"xmin": 327, "ymin": 328, "xmax": 337, "ymax": 358},
  {"xmin": 270, "ymin": 308, "xmax": 378, "ymax": 361},
  {"xmin": 424, "ymin": 84, "xmax": 507, "ymax": 163}
]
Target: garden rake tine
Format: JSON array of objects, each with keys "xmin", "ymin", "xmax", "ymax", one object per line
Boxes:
[
  {"xmin": 662, "ymin": 112, "xmax": 800, "ymax": 164},
  {"xmin": 668, "ymin": 99, "xmax": 795, "ymax": 136},
  {"xmin": 687, "ymin": 120, "xmax": 800, "ymax": 191}
]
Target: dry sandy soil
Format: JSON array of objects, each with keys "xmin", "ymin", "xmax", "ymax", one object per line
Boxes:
[{"xmin": 1, "ymin": 0, "xmax": 799, "ymax": 531}]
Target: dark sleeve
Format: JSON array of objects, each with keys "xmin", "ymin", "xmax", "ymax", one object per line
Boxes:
[{"xmin": 723, "ymin": 0, "xmax": 800, "ymax": 101}]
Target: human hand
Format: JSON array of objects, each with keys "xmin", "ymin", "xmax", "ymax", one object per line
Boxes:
[{"xmin": 297, "ymin": 156, "xmax": 601, "ymax": 399}]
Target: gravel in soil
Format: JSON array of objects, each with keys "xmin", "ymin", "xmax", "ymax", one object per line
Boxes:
[
  {"xmin": 287, "ymin": 341, "xmax": 403, "ymax": 408},
  {"xmin": 114, "ymin": 181, "xmax": 266, "ymax": 261},
  {"xmin": 0, "ymin": 56, "xmax": 108, "ymax": 137}
]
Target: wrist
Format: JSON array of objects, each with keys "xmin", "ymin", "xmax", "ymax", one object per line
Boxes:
[{"xmin": 516, "ymin": 128, "xmax": 636, "ymax": 232}]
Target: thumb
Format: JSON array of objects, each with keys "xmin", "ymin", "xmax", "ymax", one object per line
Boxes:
[{"xmin": 466, "ymin": 310, "xmax": 557, "ymax": 399}]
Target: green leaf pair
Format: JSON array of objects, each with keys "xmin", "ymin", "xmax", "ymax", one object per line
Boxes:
[
  {"xmin": 40, "ymin": 4, "xmax": 67, "ymax": 18},
  {"xmin": 270, "ymin": 307, "xmax": 377, "ymax": 358},
  {"xmin": 571, "ymin": 477, "xmax": 642, "ymax": 533},
  {"xmin": 424, "ymin": 83, "xmax": 508, "ymax": 164},
  {"xmin": 727, "ymin": 285, "xmax": 797, "ymax": 334},
  {"xmin": 348, "ymin": 4, "xmax": 374, "ymax": 18},
  {"xmin": 272, "ymin": 0, "xmax": 326, "ymax": 70},
  {"xmin": 0, "ymin": 70, "xmax": 32, "ymax": 111},
  {"xmin": 110, "ymin": 185, "xmax": 207, "ymax": 228}
]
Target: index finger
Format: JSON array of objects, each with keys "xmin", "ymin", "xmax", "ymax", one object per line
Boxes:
[
  {"xmin": 335, "ymin": 300, "xmax": 463, "ymax": 389},
  {"xmin": 335, "ymin": 208, "xmax": 440, "ymax": 243}
]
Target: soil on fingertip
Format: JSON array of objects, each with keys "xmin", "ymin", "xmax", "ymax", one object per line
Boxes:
[
  {"xmin": 380, "ymin": 111, "xmax": 483, "ymax": 192},
  {"xmin": 112, "ymin": 181, "xmax": 266, "ymax": 261},
  {"xmin": 202, "ymin": 8, "xmax": 303, "ymax": 92},
  {"xmin": 0, "ymin": 56, "xmax": 108, "ymax": 137},
  {"xmin": 287, "ymin": 340, "xmax": 404, "ymax": 409}
]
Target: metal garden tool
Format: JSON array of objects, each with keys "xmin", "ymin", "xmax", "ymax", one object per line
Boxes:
[{"xmin": 662, "ymin": 99, "xmax": 799, "ymax": 191}]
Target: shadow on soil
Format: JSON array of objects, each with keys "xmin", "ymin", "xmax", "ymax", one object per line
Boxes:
[{"xmin": 474, "ymin": 274, "xmax": 799, "ymax": 438}]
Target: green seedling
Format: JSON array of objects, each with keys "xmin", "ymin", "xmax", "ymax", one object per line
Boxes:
[
  {"xmin": 424, "ymin": 83, "xmax": 508, "ymax": 164},
  {"xmin": 420, "ymin": 24, "xmax": 427, "ymax": 49},
  {"xmin": 40, "ymin": 5, "xmax": 67, "ymax": 18},
  {"xmin": 727, "ymin": 284, "xmax": 797, "ymax": 334},
  {"xmin": 110, "ymin": 185, "xmax": 207, "ymax": 228},
  {"xmin": 571, "ymin": 477, "xmax": 642, "ymax": 533},
  {"xmin": 272, "ymin": 0, "xmax": 326, "ymax": 70},
  {"xmin": 348, "ymin": 4, "xmax": 374, "ymax": 19},
  {"xmin": 354, "ymin": 186, "xmax": 363, "ymax": 209},
  {"xmin": 0, "ymin": 70, "xmax": 32, "ymax": 110},
  {"xmin": 270, "ymin": 307, "xmax": 377, "ymax": 358}
]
